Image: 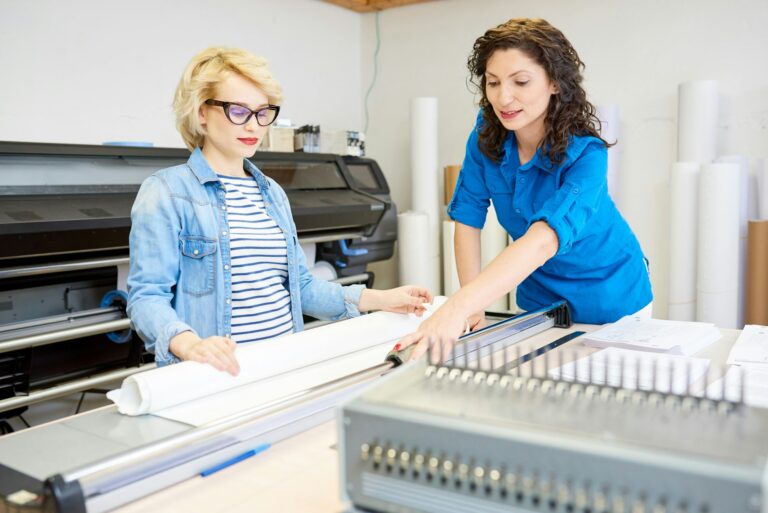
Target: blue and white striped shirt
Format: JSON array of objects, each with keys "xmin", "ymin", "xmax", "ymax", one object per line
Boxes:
[{"xmin": 219, "ymin": 174, "xmax": 294, "ymax": 343}]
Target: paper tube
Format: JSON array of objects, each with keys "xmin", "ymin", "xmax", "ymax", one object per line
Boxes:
[
  {"xmin": 508, "ymin": 234, "xmax": 520, "ymax": 313},
  {"xmin": 758, "ymin": 158, "xmax": 768, "ymax": 220},
  {"xmin": 597, "ymin": 104, "xmax": 621, "ymax": 207},
  {"xmin": 715, "ymin": 155, "xmax": 750, "ymax": 326},
  {"xmin": 398, "ymin": 210, "xmax": 440, "ymax": 292},
  {"xmin": 697, "ymin": 162, "xmax": 740, "ymax": 328},
  {"xmin": 444, "ymin": 165, "xmax": 461, "ymax": 206},
  {"xmin": 747, "ymin": 220, "xmax": 768, "ymax": 325},
  {"xmin": 410, "ymin": 98, "xmax": 441, "ymax": 267},
  {"xmin": 442, "ymin": 220, "xmax": 461, "ymax": 295},
  {"xmin": 482, "ymin": 204, "xmax": 510, "ymax": 311},
  {"xmin": 678, "ymin": 80, "xmax": 719, "ymax": 163},
  {"xmin": 668, "ymin": 162, "xmax": 700, "ymax": 321}
]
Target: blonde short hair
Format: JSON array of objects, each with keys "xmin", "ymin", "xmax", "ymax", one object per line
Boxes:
[{"xmin": 173, "ymin": 47, "xmax": 283, "ymax": 150}]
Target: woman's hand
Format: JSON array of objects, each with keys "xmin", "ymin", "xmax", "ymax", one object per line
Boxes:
[
  {"xmin": 169, "ymin": 331, "xmax": 240, "ymax": 376},
  {"xmin": 358, "ymin": 285, "xmax": 434, "ymax": 315},
  {"xmin": 397, "ymin": 299, "xmax": 468, "ymax": 363}
]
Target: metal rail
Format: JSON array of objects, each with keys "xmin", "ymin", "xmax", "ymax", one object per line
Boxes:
[{"xmin": 0, "ymin": 256, "xmax": 129, "ymax": 280}]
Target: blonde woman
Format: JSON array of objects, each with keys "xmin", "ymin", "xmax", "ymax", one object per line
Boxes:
[{"xmin": 128, "ymin": 48, "xmax": 432, "ymax": 375}]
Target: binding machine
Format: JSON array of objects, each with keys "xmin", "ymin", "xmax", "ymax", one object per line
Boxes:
[{"xmin": 340, "ymin": 311, "xmax": 766, "ymax": 513}]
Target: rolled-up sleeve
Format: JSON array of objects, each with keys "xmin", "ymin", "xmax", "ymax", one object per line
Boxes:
[
  {"xmin": 528, "ymin": 142, "xmax": 608, "ymax": 255},
  {"xmin": 447, "ymin": 122, "xmax": 490, "ymax": 229}
]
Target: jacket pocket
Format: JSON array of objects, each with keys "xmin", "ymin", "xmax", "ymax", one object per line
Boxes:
[{"xmin": 179, "ymin": 236, "xmax": 217, "ymax": 296}]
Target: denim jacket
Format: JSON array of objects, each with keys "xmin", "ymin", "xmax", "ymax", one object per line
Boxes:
[{"xmin": 127, "ymin": 148, "xmax": 365, "ymax": 366}]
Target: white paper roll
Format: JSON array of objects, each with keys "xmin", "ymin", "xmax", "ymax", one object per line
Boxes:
[
  {"xmin": 668, "ymin": 162, "xmax": 700, "ymax": 321},
  {"xmin": 758, "ymin": 158, "xmax": 768, "ymax": 220},
  {"xmin": 597, "ymin": 104, "xmax": 621, "ymax": 207},
  {"xmin": 715, "ymin": 155, "xmax": 749, "ymax": 326},
  {"xmin": 309, "ymin": 261, "xmax": 337, "ymax": 281},
  {"xmin": 677, "ymin": 80, "xmax": 719, "ymax": 163},
  {"xmin": 300, "ymin": 242, "xmax": 316, "ymax": 266},
  {"xmin": 398, "ymin": 210, "xmax": 440, "ymax": 292},
  {"xmin": 508, "ymin": 235, "xmax": 520, "ymax": 313},
  {"xmin": 410, "ymin": 97, "xmax": 441, "ymax": 265},
  {"xmin": 482, "ymin": 204, "xmax": 509, "ymax": 311},
  {"xmin": 697, "ymin": 163, "xmax": 740, "ymax": 328},
  {"xmin": 442, "ymin": 220, "xmax": 460, "ymax": 296},
  {"xmin": 107, "ymin": 298, "xmax": 448, "ymax": 418}
]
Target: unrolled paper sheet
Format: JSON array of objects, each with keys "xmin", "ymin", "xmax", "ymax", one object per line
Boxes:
[
  {"xmin": 597, "ymin": 104, "xmax": 621, "ymax": 207},
  {"xmin": 697, "ymin": 163, "xmax": 740, "ymax": 328},
  {"xmin": 482, "ymin": 204, "xmax": 509, "ymax": 311},
  {"xmin": 668, "ymin": 162, "xmax": 700, "ymax": 321},
  {"xmin": 410, "ymin": 98, "xmax": 440, "ymax": 263},
  {"xmin": 442, "ymin": 220, "xmax": 460, "ymax": 296},
  {"xmin": 108, "ymin": 297, "xmax": 447, "ymax": 418},
  {"xmin": 677, "ymin": 80, "xmax": 719, "ymax": 163},
  {"xmin": 398, "ymin": 210, "xmax": 440, "ymax": 292},
  {"xmin": 747, "ymin": 221, "xmax": 768, "ymax": 325}
]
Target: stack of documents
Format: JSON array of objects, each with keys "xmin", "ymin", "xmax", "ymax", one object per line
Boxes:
[
  {"xmin": 580, "ymin": 316, "xmax": 721, "ymax": 356},
  {"xmin": 708, "ymin": 325, "xmax": 768, "ymax": 408},
  {"xmin": 726, "ymin": 325, "xmax": 768, "ymax": 365},
  {"xmin": 549, "ymin": 347, "xmax": 711, "ymax": 395}
]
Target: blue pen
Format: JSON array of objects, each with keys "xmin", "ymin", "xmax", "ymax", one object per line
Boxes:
[{"xmin": 200, "ymin": 443, "xmax": 271, "ymax": 477}]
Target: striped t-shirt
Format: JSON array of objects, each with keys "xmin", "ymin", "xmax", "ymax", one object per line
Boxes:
[{"xmin": 219, "ymin": 174, "xmax": 294, "ymax": 343}]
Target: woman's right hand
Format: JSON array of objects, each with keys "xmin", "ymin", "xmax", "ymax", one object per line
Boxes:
[{"xmin": 169, "ymin": 332, "xmax": 240, "ymax": 376}]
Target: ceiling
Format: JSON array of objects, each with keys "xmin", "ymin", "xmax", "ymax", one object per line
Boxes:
[{"xmin": 323, "ymin": 0, "xmax": 436, "ymax": 13}]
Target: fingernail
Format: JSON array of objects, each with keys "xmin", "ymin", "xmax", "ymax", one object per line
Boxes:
[{"xmin": 394, "ymin": 343, "xmax": 402, "ymax": 351}]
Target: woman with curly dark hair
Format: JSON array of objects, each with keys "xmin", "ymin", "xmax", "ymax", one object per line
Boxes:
[{"xmin": 400, "ymin": 18, "xmax": 652, "ymax": 361}]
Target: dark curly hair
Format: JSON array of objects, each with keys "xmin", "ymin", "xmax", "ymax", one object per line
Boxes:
[{"xmin": 467, "ymin": 18, "xmax": 611, "ymax": 164}]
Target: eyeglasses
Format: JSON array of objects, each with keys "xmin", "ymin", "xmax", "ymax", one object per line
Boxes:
[{"xmin": 204, "ymin": 100, "xmax": 280, "ymax": 126}]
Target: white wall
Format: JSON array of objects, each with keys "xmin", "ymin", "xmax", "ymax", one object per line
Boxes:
[
  {"xmin": 0, "ymin": 0, "xmax": 362, "ymax": 147},
  {"xmin": 361, "ymin": 0, "xmax": 768, "ymax": 317}
]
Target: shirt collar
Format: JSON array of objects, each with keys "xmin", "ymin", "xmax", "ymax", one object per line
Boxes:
[{"xmin": 186, "ymin": 147, "xmax": 270, "ymax": 190}]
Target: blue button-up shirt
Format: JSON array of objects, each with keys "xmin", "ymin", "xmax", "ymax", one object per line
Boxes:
[
  {"xmin": 127, "ymin": 148, "xmax": 364, "ymax": 366},
  {"xmin": 448, "ymin": 112, "xmax": 652, "ymax": 324}
]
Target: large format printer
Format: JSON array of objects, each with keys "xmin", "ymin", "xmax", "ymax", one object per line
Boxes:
[{"xmin": 0, "ymin": 141, "xmax": 397, "ymax": 431}]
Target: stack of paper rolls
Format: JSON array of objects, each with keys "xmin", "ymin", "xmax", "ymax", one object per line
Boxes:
[
  {"xmin": 697, "ymin": 162, "xmax": 740, "ymax": 328},
  {"xmin": 668, "ymin": 162, "xmax": 700, "ymax": 321},
  {"xmin": 409, "ymin": 97, "xmax": 441, "ymax": 293},
  {"xmin": 441, "ymin": 220, "xmax": 461, "ymax": 296}
]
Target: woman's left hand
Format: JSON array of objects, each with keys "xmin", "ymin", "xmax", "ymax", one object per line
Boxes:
[
  {"xmin": 397, "ymin": 300, "xmax": 467, "ymax": 363},
  {"xmin": 358, "ymin": 285, "xmax": 434, "ymax": 315}
]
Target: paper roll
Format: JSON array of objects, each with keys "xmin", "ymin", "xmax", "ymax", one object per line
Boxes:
[
  {"xmin": 677, "ymin": 80, "xmax": 719, "ymax": 163},
  {"xmin": 597, "ymin": 104, "xmax": 621, "ymax": 207},
  {"xmin": 747, "ymin": 220, "xmax": 768, "ymax": 325},
  {"xmin": 696, "ymin": 163, "xmax": 740, "ymax": 328},
  {"xmin": 508, "ymin": 234, "xmax": 520, "ymax": 313},
  {"xmin": 668, "ymin": 162, "xmax": 700, "ymax": 321},
  {"xmin": 300, "ymin": 242, "xmax": 316, "ymax": 266},
  {"xmin": 444, "ymin": 164, "xmax": 461, "ymax": 206},
  {"xmin": 442, "ymin": 220, "xmax": 460, "ymax": 295},
  {"xmin": 482, "ymin": 204, "xmax": 509, "ymax": 311},
  {"xmin": 715, "ymin": 155, "xmax": 749, "ymax": 326},
  {"xmin": 398, "ymin": 210, "xmax": 440, "ymax": 292},
  {"xmin": 309, "ymin": 261, "xmax": 337, "ymax": 281},
  {"xmin": 410, "ymin": 97, "xmax": 440, "ymax": 262},
  {"xmin": 107, "ymin": 298, "xmax": 448, "ymax": 417},
  {"xmin": 758, "ymin": 158, "xmax": 768, "ymax": 220}
]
